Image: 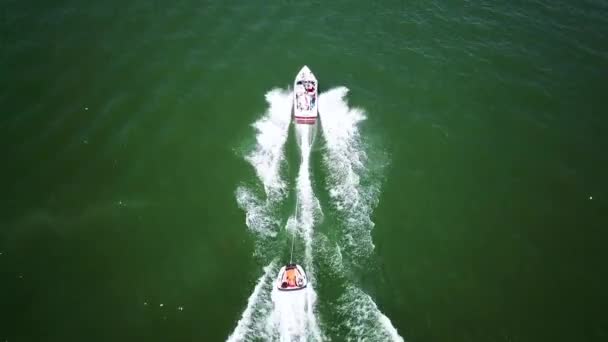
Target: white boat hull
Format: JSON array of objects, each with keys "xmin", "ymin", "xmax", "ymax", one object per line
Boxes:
[
  {"xmin": 293, "ymin": 65, "xmax": 318, "ymax": 125},
  {"xmin": 276, "ymin": 264, "xmax": 308, "ymax": 291}
]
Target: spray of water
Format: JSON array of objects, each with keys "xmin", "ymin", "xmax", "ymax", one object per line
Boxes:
[
  {"xmin": 229, "ymin": 89, "xmax": 322, "ymax": 342},
  {"xmin": 229, "ymin": 85, "xmax": 403, "ymax": 341},
  {"xmin": 294, "ymin": 124, "xmax": 324, "ymax": 340},
  {"xmin": 319, "ymin": 87, "xmax": 403, "ymax": 341},
  {"xmin": 294, "ymin": 124, "xmax": 322, "ymax": 273},
  {"xmin": 229, "ymin": 88, "xmax": 292, "ymax": 341},
  {"xmin": 235, "ymin": 88, "xmax": 293, "ymax": 258},
  {"xmin": 318, "ymin": 86, "xmax": 387, "ymax": 261},
  {"xmin": 336, "ymin": 286, "xmax": 405, "ymax": 342},
  {"xmin": 245, "ymin": 88, "xmax": 293, "ymax": 201},
  {"xmin": 226, "ymin": 261, "xmax": 277, "ymax": 342},
  {"xmin": 265, "ymin": 124, "xmax": 324, "ymax": 342}
]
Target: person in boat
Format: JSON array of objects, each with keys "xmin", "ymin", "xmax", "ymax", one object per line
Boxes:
[
  {"xmin": 305, "ymin": 81, "xmax": 315, "ymax": 93},
  {"xmin": 286, "ymin": 268, "xmax": 297, "ymax": 287}
]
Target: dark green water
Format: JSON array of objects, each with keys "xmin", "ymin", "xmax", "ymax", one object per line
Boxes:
[{"xmin": 1, "ymin": 0, "xmax": 607, "ymax": 341}]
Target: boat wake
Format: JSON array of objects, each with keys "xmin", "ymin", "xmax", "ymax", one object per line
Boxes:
[
  {"xmin": 230, "ymin": 89, "xmax": 322, "ymax": 342},
  {"xmin": 319, "ymin": 87, "xmax": 403, "ymax": 341},
  {"xmin": 336, "ymin": 285, "xmax": 404, "ymax": 342},
  {"xmin": 226, "ymin": 261, "xmax": 276, "ymax": 342},
  {"xmin": 234, "ymin": 88, "xmax": 292, "ymax": 259},
  {"xmin": 285, "ymin": 124, "xmax": 323, "ymax": 341},
  {"xmin": 244, "ymin": 88, "xmax": 293, "ymax": 201},
  {"xmin": 228, "ymin": 85, "xmax": 403, "ymax": 341},
  {"xmin": 319, "ymin": 86, "xmax": 388, "ymax": 263},
  {"xmin": 267, "ymin": 285, "xmax": 320, "ymax": 342}
]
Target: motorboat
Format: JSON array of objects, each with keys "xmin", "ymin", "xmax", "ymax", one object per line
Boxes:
[
  {"xmin": 293, "ymin": 66, "xmax": 318, "ymax": 125},
  {"xmin": 276, "ymin": 263, "xmax": 308, "ymax": 291}
]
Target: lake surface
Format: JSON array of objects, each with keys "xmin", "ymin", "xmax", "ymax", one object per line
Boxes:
[{"xmin": 1, "ymin": 0, "xmax": 607, "ymax": 341}]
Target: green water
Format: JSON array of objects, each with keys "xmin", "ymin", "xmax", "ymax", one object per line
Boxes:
[{"xmin": 1, "ymin": 0, "xmax": 607, "ymax": 341}]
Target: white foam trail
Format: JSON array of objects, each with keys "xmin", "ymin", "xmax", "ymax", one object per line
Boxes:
[
  {"xmin": 319, "ymin": 86, "xmax": 386, "ymax": 261},
  {"xmin": 295, "ymin": 125, "xmax": 322, "ymax": 272},
  {"xmin": 314, "ymin": 233, "xmax": 345, "ymax": 279},
  {"xmin": 236, "ymin": 88, "xmax": 294, "ymax": 254},
  {"xmin": 235, "ymin": 186, "xmax": 279, "ymax": 238},
  {"xmin": 227, "ymin": 261, "xmax": 277, "ymax": 342},
  {"xmin": 245, "ymin": 88, "xmax": 293, "ymax": 201},
  {"xmin": 268, "ymin": 286, "xmax": 320, "ymax": 342},
  {"xmin": 231, "ymin": 89, "xmax": 323, "ymax": 341},
  {"xmin": 319, "ymin": 87, "xmax": 402, "ymax": 341},
  {"xmin": 231, "ymin": 85, "xmax": 402, "ymax": 341},
  {"xmin": 268, "ymin": 124, "xmax": 323, "ymax": 342},
  {"xmin": 229, "ymin": 88, "xmax": 293, "ymax": 341},
  {"xmin": 337, "ymin": 285, "xmax": 404, "ymax": 342}
]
